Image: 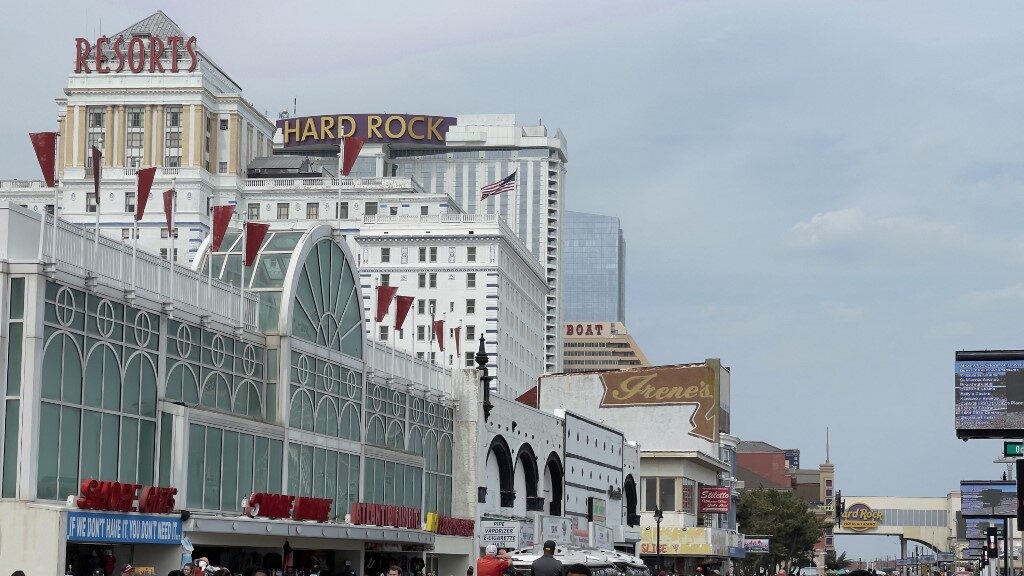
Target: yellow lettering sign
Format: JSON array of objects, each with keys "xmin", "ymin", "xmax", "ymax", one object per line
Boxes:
[
  {"xmin": 338, "ymin": 115, "xmax": 356, "ymax": 138},
  {"xmin": 282, "ymin": 119, "xmax": 300, "ymax": 144},
  {"xmin": 301, "ymin": 118, "xmax": 319, "ymax": 141},
  {"xmin": 384, "ymin": 115, "xmax": 407, "ymax": 139},
  {"xmin": 408, "ymin": 116, "xmax": 426, "ymax": 140},
  {"xmin": 427, "ymin": 117, "xmax": 445, "ymax": 141},
  {"xmin": 320, "ymin": 116, "xmax": 335, "ymax": 140},
  {"xmin": 367, "ymin": 115, "xmax": 383, "ymax": 139}
]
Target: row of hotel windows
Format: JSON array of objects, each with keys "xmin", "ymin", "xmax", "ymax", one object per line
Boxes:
[
  {"xmin": 246, "ymin": 202, "xmax": 430, "ymax": 221},
  {"xmin": 379, "ymin": 273, "xmax": 479, "ymax": 291},
  {"xmin": 86, "ymin": 106, "xmax": 184, "ymax": 168},
  {"xmin": 379, "ymin": 246, "xmax": 477, "ymax": 264}
]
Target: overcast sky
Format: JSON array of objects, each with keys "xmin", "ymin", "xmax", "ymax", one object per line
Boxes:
[{"xmin": 4, "ymin": 0, "xmax": 1024, "ymax": 561}]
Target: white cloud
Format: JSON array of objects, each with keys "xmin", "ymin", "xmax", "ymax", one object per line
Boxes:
[{"xmin": 789, "ymin": 207, "xmax": 866, "ymax": 248}]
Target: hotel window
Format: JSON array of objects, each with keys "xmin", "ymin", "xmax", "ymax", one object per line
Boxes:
[
  {"xmin": 161, "ymin": 227, "xmax": 179, "ymax": 239},
  {"xmin": 159, "ymin": 248, "xmax": 179, "ymax": 261},
  {"xmin": 247, "ymin": 203, "xmax": 260, "ymax": 220},
  {"xmin": 121, "ymin": 228, "xmax": 130, "ymax": 240},
  {"xmin": 218, "ymin": 161, "xmax": 228, "ymax": 174},
  {"xmin": 336, "ymin": 202, "xmax": 349, "ymax": 219},
  {"xmin": 219, "ymin": 118, "xmax": 229, "ymax": 131},
  {"xmin": 429, "ymin": 247, "xmax": 437, "ymax": 262},
  {"xmin": 429, "ymin": 352, "xmax": 436, "ymax": 363},
  {"xmin": 466, "ymin": 325, "xmax": 475, "ymax": 341},
  {"xmin": 277, "ymin": 203, "xmax": 289, "ymax": 220},
  {"xmin": 417, "ymin": 299, "xmax": 426, "ymax": 315},
  {"xmin": 466, "ymin": 299, "xmax": 476, "ymax": 314},
  {"xmin": 467, "ymin": 246, "xmax": 476, "ymax": 262},
  {"xmin": 417, "ymin": 325, "xmax": 426, "ymax": 341},
  {"xmin": 428, "ymin": 273, "xmax": 436, "ymax": 288},
  {"xmin": 421, "ymin": 206, "xmax": 429, "ymax": 216},
  {"xmin": 164, "ymin": 105, "xmax": 182, "ymax": 167},
  {"xmin": 86, "ymin": 193, "xmax": 97, "ymax": 213},
  {"xmin": 644, "ymin": 477, "xmax": 677, "ymax": 512},
  {"xmin": 124, "ymin": 106, "xmax": 144, "ymax": 168},
  {"xmin": 306, "ymin": 203, "xmax": 319, "ymax": 219},
  {"xmin": 381, "ymin": 248, "xmax": 391, "ymax": 263},
  {"xmin": 825, "ymin": 479, "xmax": 833, "ymax": 487},
  {"xmin": 428, "ymin": 299, "xmax": 436, "ymax": 315},
  {"xmin": 418, "ymin": 247, "xmax": 427, "ymax": 263},
  {"xmin": 466, "ymin": 273, "xmax": 476, "ymax": 288},
  {"xmin": 465, "ymin": 352, "xmax": 474, "ymax": 367},
  {"xmin": 125, "ymin": 192, "xmax": 135, "ymax": 214},
  {"xmin": 379, "ymin": 326, "xmax": 389, "ymax": 341},
  {"xmin": 86, "ymin": 107, "xmax": 106, "ymax": 168},
  {"xmin": 365, "ymin": 202, "xmax": 378, "ymax": 216},
  {"xmin": 418, "ymin": 274, "xmax": 426, "ymax": 289},
  {"xmin": 380, "ymin": 274, "xmax": 390, "ymax": 286},
  {"xmin": 203, "ymin": 114, "xmax": 213, "ymax": 172},
  {"xmin": 389, "ymin": 206, "xmax": 398, "ymax": 216},
  {"xmin": 416, "ymin": 352, "xmax": 424, "ymax": 360}
]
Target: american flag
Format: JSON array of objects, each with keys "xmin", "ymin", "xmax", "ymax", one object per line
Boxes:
[{"xmin": 480, "ymin": 170, "xmax": 517, "ymax": 200}]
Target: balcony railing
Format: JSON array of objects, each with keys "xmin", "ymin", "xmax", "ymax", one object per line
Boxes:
[
  {"xmin": 365, "ymin": 339, "xmax": 453, "ymax": 397},
  {"xmin": 244, "ymin": 176, "xmax": 425, "ymax": 193},
  {"xmin": 37, "ymin": 211, "xmax": 258, "ymax": 330}
]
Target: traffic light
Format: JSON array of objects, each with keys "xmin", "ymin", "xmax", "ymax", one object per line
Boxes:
[
  {"xmin": 1016, "ymin": 459, "xmax": 1024, "ymax": 524},
  {"xmin": 986, "ymin": 526, "xmax": 998, "ymax": 559}
]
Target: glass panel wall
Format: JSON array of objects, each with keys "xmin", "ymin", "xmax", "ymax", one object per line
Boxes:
[
  {"xmin": 2, "ymin": 277, "xmax": 26, "ymax": 497},
  {"xmin": 187, "ymin": 423, "xmax": 283, "ymax": 512},
  {"xmin": 287, "ymin": 442, "xmax": 360, "ymax": 521}
]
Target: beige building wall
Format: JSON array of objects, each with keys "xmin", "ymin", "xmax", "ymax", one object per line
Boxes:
[{"xmin": 562, "ymin": 321, "xmax": 650, "ymax": 373}]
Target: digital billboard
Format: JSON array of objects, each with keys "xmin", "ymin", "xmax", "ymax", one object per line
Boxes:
[
  {"xmin": 955, "ymin": 350, "xmax": 1024, "ymax": 439},
  {"xmin": 960, "ymin": 481, "xmax": 1016, "ymax": 517},
  {"xmin": 965, "ymin": 517, "xmax": 1004, "ymax": 539}
]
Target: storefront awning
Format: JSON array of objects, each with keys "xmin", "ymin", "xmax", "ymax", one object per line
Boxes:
[{"xmin": 186, "ymin": 515, "xmax": 435, "ymax": 546}]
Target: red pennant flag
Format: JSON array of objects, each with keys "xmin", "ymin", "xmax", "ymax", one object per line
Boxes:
[
  {"xmin": 454, "ymin": 326, "xmax": 462, "ymax": 357},
  {"xmin": 162, "ymin": 189, "xmax": 175, "ymax": 233},
  {"xmin": 29, "ymin": 132, "xmax": 58, "ymax": 187},
  {"xmin": 342, "ymin": 137, "xmax": 364, "ymax": 176},
  {"xmin": 394, "ymin": 296, "xmax": 414, "ymax": 331},
  {"xmin": 135, "ymin": 167, "xmax": 157, "ymax": 222},
  {"xmin": 211, "ymin": 205, "xmax": 235, "ymax": 252},
  {"xmin": 244, "ymin": 222, "xmax": 270, "ymax": 267},
  {"xmin": 91, "ymin": 146, "xmax": 102, "ymax": 205},
  {"xmin": 375, "ymin": 285, "xmax": 399, "ymax": 323},
  {"xmin": 432, "ymin": 319, "xmax": 445, "ymax": 353}
]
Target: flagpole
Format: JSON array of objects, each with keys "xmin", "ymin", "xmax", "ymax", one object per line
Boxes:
[
  {"xmin": 51, "ymin": 177, "xmax": 60, "ymax": 266},
  {"xmin": 337, "ymin": 138, "xmax": 344, "ymax": 231},
  {"xmin": 240, "ymin": 221, "xmax": 246, "ymax": 329},
  {"xmin": 371, "ymin": 276, "xmax": 378, "ymax": 377},
  {"xmin": 168, "ymin": 178, "xmax": 177, "ymax": 303},
  {"xmin": 93, "ymin": 177, "xmax": 101, "ymax": 271},
  {"xmin": 390, "ymin": 298, "xmax": 397, "ymax": 380},
  {"xmin": 37, "ymin": 134, "xmax": 59, "ymax": 262}
]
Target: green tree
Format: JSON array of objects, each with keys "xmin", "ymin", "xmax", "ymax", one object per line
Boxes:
[
  {"xmin": 825, "ymin": 550, "xmax": 852, "ymax": 571},
  {"xmin": 737, "ymin": 488, "xmax": 828, "ymax": 573}
]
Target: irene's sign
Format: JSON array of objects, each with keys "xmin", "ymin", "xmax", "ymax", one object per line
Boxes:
[
  {"xmin": 598, "ymin": 364, "xmax": 720, "ymax": 441},
  {"xmin": 75, "ymin": 36, "xmax": 198, "ymax": 74},
  {"xmin": 277, "ymin": 114, "xmax": 457, "ymax": 147}
]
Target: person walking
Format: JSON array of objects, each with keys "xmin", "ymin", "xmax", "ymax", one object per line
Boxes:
[
  {"xmin": 531, "ymin": 541, "xmax": 563, "ymax": 576},
  {"xmin": 477, "ymin": 545, "xmax": 513, "ymax": 576}
]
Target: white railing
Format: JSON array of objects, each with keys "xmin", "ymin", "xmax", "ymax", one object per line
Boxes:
[
  {"xmin": 365, "ymin": 339, "xmax": 454, "ymax": 398},
  {"xmin": 0, "ymin": 180, "xmax": 51, "ymax": 191},
  {"xmin": 244, "ymin": 176, "xmax": 425, "ymax": 194},
  {"xmin": 41, "ymin": 213, "xmax": 258, "ymax": 330}
]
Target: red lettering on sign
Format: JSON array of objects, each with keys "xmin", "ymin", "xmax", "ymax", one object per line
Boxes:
[
  {"xmin": 127, "ymin": 37, "xmax": 145, "ymax": 73},
  {"xmin": 293, "ymin": 496, "xmax": 332, "ymax": 523},
  {"xmin": 94, "ymin": 36, "xmax": 110, "ymax": 73},
  {"xmin": 112, "ymin": 36, "xmax": 126, "ymax": 72},
  {"xmin": 185, "ymin": 36, "xmax": 198, "ymax": 72},
  {"xmin": 167, "ymin": 36, "xmax": 182, "ymax": 72},
  {"xmin": 148, "ymin": 37, "xmax": 165, "ymax": 73},
  {"xmin": 350, "ymin": 502, "xmax": 421, "ymax": 530},
  {"xmin": 138, "ymin": 486, "xmax": 177, "ymax": 513},
  {"xmin": 75, "ymin": 38, "xmax": 92, "ymax": 73},
  {"xmin": 75, "ymin": 479, "xmax": 175, "ymax": 513}
]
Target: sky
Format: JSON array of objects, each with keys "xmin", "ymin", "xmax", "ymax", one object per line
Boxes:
[{"xmin": 3, "ymin": 0, "xmax": 1024, "ymax": 561}]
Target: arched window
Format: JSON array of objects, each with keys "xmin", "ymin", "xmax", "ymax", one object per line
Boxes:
[
  {"xmin": 315, "ymin": 396, "xmax": 341, "ymax": 437},
  {"xmin": 200, "ymin": 373, "xmax": 232, "ymax": 412},
  {"xmin": 292, "ymin": 239, "xmax": 363, "ymax": 359},
  {"xmin": 166, "ymin": 363, "xmax": 199, "ymax": 405},
  {"xmin": 233, "ymin": 380, "xmax": 263, "ymax": 418},
  {"xmin": 289, "ymin": 389, "xmax": 315, "ymax": 431}
]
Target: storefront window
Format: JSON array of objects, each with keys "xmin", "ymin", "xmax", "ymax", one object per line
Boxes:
[
  {"xmin": 643, "ymin": 477, "xmax": 678, "ymax": 512},
  {"xmin": 37, "ymin": 283, "xmax": 160, "ymax": 501},
  {"xmin": 187, "ymin": 423, "xmax": 283, "ymax": 512},
  {"xmin": 681, "ymin": 478, "xmax": 697, "ymax": 515},
  {"xmin": 2, "ymin": 277, "xmax": 25, "ymax": 497}
]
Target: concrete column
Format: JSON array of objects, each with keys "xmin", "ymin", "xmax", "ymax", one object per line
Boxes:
[
  {"xmin": 75, "ymin": 105, "xmax": 86, "ymax": 167},
  {"xmin": 115, "ymin": 105, "xmax": 126, "ymax": 167},
  {"xmin": 103, "ymin": 105, "xmax": 114, "ymax": 166},
  {"xmin": 17, "ymin": 273, "xmax": 47, "ymax": 500},
  {"xmin": 228, "ymin": 112, "xmax": 239, "ymax": 175},
  {"xmin": 182, "ymin": 104, "xmax": 192, "ymax": 168},
  {"xmin": 154, "ymin": 104, "xmax": 165, "ymax": 167},
  {"xmin": 193, "ymin": 105, "xmax": 204, "ymax": 170},
  {"xmin": 142, "ymin": 105, "xmax": 153, "ymax": 167}
]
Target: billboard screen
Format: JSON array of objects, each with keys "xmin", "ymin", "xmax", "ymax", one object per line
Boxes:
[
  {"xmin": 960, "ymin": 481, "xmax": 1016, "ymax": 517},
  {"xmin": 965, "ymin": 517, "xmax": 1004, "ymax": 539},
  {"xmin": 955, "ymin": 350, "xmax": 1024, "ymax": 439}
]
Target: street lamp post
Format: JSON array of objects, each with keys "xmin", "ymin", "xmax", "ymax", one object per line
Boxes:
[
  {"xmin": 475, "ymin": 335, "xmax": 494, "ymax": 421},
  {"xmin": 655, "ymin": 505, "xmax": 664, "ymax": 571}
]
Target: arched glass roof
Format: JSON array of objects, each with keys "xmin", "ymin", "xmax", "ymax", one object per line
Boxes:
[{"xmin": 200, "ymin": 230, "xmax": 304, "ymax": 331}]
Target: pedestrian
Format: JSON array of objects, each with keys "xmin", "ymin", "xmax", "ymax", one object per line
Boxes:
[
  {"xmin": 566, "ymin": 565, "xmax": 592, "ymax": 576},
  {"xmin": 531, "ymin": 541, "xmax": 562, "ymax": 576},
  {"xmin": 182, "ymin": 565, "xmax": 194, "ymax": 576},
  {"xmin": 341, "ymin": 561, "xmax": 358, "ymax": 576},
  {"xmin": 477, "ymin": 545, "xmax": 513, "ymax": 576},
  {"xmin": 169, "ymin": 571, "xmax": 186, "ymax": 576},
  {"xmin": 123, "ymin": 565, "xmax": 136, "ymax": 576},
  {"xmin": 467, "ymin": 567, "xmax": 475, "ymax": 576}
]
